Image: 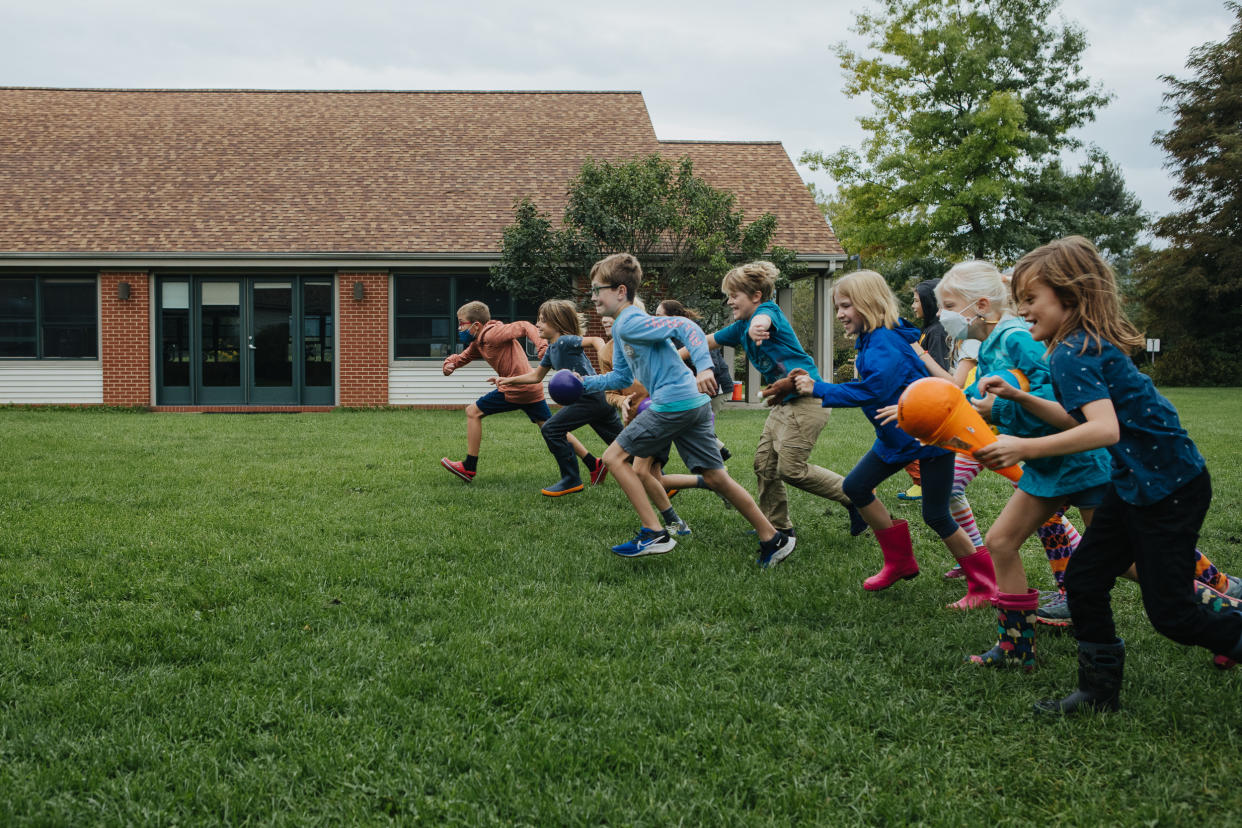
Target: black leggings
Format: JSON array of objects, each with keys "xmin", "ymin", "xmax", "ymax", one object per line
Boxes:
[{"xmin": 842, "ymin": 449, "xmax": 961, "ymax": 539}]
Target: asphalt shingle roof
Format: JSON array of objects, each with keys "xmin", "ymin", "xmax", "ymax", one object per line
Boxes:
[{"xmin": 0, "ymin": 88, "xmax": 842, "ymax": 258}]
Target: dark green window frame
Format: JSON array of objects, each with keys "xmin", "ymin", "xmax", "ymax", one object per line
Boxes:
[
  {"xmin": 392, "ymin": 273, "xmax": 540, "ymax": 360},
  {"xmin": 0, "ymin": 276, "xmax": 99, "ymax": 359}
]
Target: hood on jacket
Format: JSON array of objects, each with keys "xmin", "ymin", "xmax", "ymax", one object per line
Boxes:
[{"xmin": 914, "ymin": 279, "xmax": 941, "ymax": 322}]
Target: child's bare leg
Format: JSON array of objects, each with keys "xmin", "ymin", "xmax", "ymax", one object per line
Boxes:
[
  {"xmin": 603, "ymin": 442, "xmax": 661, "ymax": 531},
  {"xmin": 660, "ymin": 473, "xmax": 701, "ymax": 490},
  {"xmin": 985, "ymin": 491, "xmax": 1063, "ymax": 595},
  {"xmin": 466, "ymin": 404, "xmax": 484, "ymax": 456},
  {"xmin": 858, "ymin": 498, "xmax": 894, "ymax": 531},
  {"xmin": 568, "ymin": 433, "xmax": 588, "ymax": 459},
  {"xmin": 635, "ymin": 457, "xmax": 672, "ymax": 511},
  {"xmin": 700, "ymin": 468, "xmax": 776, "ymax": 542}
]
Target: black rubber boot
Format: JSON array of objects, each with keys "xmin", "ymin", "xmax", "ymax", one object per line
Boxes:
[{"xmin": 1033, "ymin": 639, "xmax": 1124, "ymax": 716}]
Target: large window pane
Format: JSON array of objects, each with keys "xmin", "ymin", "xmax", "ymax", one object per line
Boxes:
[
  {"xmin": 201, "ymin": 282, "xmax": 241, "ymax": 387},
  {"xmin": 394, "ymin": 276, "xmax": 450, "ymax": 315},
  {"xmin": 41, "ymin": 279, "xmax": 98, "ymax": 358},
  {"xmin": 0, "ymin": 278, "xmax": 37, "ymax": 357},
  {"xmin": 161, "ymin": 281, "xmax": 191, "ymax": 387},
  {"xmin": 303, "ymin": 281, "xmax": 333, "ymax": 387}
]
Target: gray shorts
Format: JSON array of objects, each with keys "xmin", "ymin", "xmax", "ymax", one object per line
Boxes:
[{"xmin": 617, "ymin": 401, "xmax": 723, "ymax": 474}]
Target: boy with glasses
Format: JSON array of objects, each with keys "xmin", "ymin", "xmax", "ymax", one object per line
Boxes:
[{"xmin": 581, "ymin": 253, "xmax": 794, "ymax": 563}]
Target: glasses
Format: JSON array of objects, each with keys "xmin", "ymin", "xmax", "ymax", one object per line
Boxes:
[{"xmin": 589, "ymin": 284, "xmax": 617, "ymax": 297}]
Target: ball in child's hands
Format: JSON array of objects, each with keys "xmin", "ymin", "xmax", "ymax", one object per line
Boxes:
[{"xmin": 548, "ymin": 370, "xmax": 584, "ymax": 405}]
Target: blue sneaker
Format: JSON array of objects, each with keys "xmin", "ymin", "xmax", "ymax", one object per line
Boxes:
[
  {"xmin": 758, "ymin": 529, "xmax": 796, "ymax": 568},
  {"xmin": 612, "ymin": 528, "xmax": 676, "ymax": 557}
]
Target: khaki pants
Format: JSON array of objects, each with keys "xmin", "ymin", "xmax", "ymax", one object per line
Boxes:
[{"xmin": 753, "ymin": 395, "xmax": 849, "ymax": 530}]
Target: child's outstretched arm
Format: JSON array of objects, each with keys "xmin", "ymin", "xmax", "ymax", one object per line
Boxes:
[
  {"xmin": 492, "ymin": 365, "xmax": 550, "ymax": 387},
  {"xmin": 974, "ymin": 398, "xmax": 1119, "ymax": 469},
  {"xmin": 442, "ymin": 341, "xmax": 479, "ymax": 375}
]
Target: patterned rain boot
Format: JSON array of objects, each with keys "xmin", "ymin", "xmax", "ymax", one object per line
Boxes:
[
  {"xmin": 863, "ymin": 519, "xmax": 919, "ymax": 591},
  {"xmin": 969, "ymin": 589, "xmax": 1037, "ymax": 671},
  {"xmin": 947, "ymin": 547, "xmax": 997, "ymax": 610},
  {"xmin": 1033, "ymin": 639, "xmax": 1125, "ymax": 716}
]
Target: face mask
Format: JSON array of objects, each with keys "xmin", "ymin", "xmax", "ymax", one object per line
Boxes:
[
  {"xmin": 939, "ymin": 310, "xmax": 970, "ymax": 341},
  {"xmin": 457, "ymin": 327, "xmax": 476, "ymax": 345}
]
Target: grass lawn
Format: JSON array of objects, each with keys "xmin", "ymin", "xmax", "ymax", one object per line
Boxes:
[{"xmin": 2, "ymin": 389, "xmax": 1242, "ymax": 824}]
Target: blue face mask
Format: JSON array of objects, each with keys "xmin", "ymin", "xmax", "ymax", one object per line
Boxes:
[{"xmin": 457, "ymin": 327, "xmax": 476, "ymax": 345}]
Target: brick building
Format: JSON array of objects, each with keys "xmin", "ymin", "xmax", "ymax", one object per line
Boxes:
[{"xmin": 0, "ymin": 88, "xmax": 846, "ymax": 409}]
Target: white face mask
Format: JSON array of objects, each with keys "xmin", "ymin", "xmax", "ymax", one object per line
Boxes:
[{"xmin": 939, "ymin": 309, "xmax": 970, "ymax": 341}]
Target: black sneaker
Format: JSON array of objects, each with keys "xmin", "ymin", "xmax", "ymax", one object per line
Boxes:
[{"xmin": 758, "ymin": 529, "xmax": 796, "ymax": 568}]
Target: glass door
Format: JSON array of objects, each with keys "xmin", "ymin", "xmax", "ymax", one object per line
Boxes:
[
  {"xmin": 155, "ymin": 276, "xmax": 335, "ymax": 405},
  {"xmin": 248, "ymin": 281, "xmax": 296, "ymax": 404},
  {"xmin": 199, "ymin": 280, "xmax": 244, "ymax": 404}
]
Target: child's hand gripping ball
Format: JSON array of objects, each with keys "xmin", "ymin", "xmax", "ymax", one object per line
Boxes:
[
  {"xmin": 760, "ymin": 369, "xmax": 808, "ymax": 406},
  {"xmin": 548, "ymin": 370, "xmax": 584, "ymax": 405},
  {"xmin": 897, "ymin": 377, "xmax": 1023, "ymax": 482}
]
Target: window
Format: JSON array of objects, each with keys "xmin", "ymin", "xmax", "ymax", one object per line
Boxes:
[
  {"xmin": 0, "ymin": 277, "xmax": 97, "ymax": 359},
  {"xmin": 393, "ymin": 274, "xmax": 540, "ymax": 359}
]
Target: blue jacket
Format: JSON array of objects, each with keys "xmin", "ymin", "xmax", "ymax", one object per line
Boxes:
[{"xmin": 811, "ymin": 320, "xmax": 947, "ymax": 464}]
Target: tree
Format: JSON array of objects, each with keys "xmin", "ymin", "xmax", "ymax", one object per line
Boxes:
[
  {"xmin": 1134, "ymin": 2, "xmax": 1242, "ymax": 385},
  {"xmin": 802, "ymin": 0, "xmax": 1142, "ymax": 264},
  {"xmin": 491, "ymin": 154, "xmax": 803, "ymax": 330}
]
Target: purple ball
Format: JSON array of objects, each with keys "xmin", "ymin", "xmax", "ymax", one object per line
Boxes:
[
  {"xmin": 548, "ymin": 370, "xmax": 584, "ymax": 405},
  {"xmin": 636, "ymin": 397, "xmax": 652, "ymax": 415}
]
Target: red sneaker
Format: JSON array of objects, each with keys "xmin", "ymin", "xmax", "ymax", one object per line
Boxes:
[
  {"xmin": 440, "ymin": 457, "xmax": 476, "ymax": 482},
  {"xmin": 590, "ymin": 458, "xmax": 609, "ymax": 485}
]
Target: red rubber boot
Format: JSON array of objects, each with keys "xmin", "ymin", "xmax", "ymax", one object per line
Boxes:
[
  {"xmin": 947, "ymin": 547, "xmax": 998, "ymax": 610},
  {"xmin": 863, "ymin": 519, "xmax": 919, "ymax": 591}
]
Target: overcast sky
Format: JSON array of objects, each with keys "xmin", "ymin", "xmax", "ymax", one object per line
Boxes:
[{"xmin": 2, "ymin": 0, "xmax": 1233, "ymax": 226}]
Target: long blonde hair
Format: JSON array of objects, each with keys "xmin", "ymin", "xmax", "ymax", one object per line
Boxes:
[
  {"xmin": 1011, "ymin": 236, "xmax": 1144, "ymax": 354},
  {"xmin": 834, "ymin": 270, "xmax": 899, "ymax": 332}
]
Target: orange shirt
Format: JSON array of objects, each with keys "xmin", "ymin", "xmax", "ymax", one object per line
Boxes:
[{"xmin": 442, "ymin": 320, "xmax": 547, "ymax": 404}]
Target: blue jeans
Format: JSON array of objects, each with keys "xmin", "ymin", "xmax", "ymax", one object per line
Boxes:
[{"xmin": 843, "ymin": 449, "xmax": 960, "ymax": 539}]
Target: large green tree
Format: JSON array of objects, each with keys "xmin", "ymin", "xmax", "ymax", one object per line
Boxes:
[
  {"xmin": 491, "ymin": 154, "xmax": 802, "ymax": 330},
  {"xmin": 803, "ymin": 0, "xmax": 1143, "ymax": 264},
  {"xmin": 1135, "ymin": 2, "xmax": 1242, "ymax": 385}
]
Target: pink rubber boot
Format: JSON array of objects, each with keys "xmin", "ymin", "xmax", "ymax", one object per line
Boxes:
[
  {"xmin": 947, "ymin": 547, "xmax": 998, "ymax": 610},
  {"xmin": 864, "ymin": 519, "xmax": 919, "ymax": 591}
]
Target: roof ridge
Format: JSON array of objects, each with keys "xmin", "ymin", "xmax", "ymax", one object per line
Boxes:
[
  {"xmin": 0, "ymin": 86, "xmax": 646, "ymax": 95},
  {"xmin": 660, "ymin": 139, "xmax": 783, "ymax": 145}
]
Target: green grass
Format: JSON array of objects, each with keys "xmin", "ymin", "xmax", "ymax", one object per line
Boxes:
[{"xmin": 2, "ymin": 391, "xmax": 1242, "ymax": 825}]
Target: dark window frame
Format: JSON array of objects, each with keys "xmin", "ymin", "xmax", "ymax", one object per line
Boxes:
[
  {"xmin": 0, "ymin": 275, "xmax": 99, "ymax": 360},
  {"xmin": 392, "ymin": 273, "xmax": 540, "ymax": 360}
]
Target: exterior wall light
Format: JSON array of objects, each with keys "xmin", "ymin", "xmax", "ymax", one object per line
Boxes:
[
  {"xmin": 117, "ymin": 281, "xmax": 132, "ymax": 300},
  {"xmin": 352, "ymin": 281, "xmax": 365, "ymax": 301}
]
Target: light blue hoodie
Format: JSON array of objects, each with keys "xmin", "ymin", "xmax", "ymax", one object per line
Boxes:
[{"xmin": 582, "ymin": 305, "xmax": 714, "ymax": 412}]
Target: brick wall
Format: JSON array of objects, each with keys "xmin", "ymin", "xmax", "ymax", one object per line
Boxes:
[
  {"xmin": 337, "ymin": 272, "xmax": 390, "ymax": 406},
  {"xmin": 99, "ymin": 272, "xmax": 151, "ymax": 406}
]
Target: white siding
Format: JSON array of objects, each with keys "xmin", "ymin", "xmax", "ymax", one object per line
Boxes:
[
  {"xmin": 389, "ymin": 361, "xmax": 546, "ymax": 406},
  {"xmin": 0, "ymin": 361, "xmax": 104, "ymax": 404}
]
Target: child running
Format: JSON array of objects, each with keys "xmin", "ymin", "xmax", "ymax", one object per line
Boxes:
[
  {"xmin": 492, "ymin": 299, "xmax": 620, "ymax": 496},
  {"xmin": 692, "ymin": 261, "xmax": 863, "ymax": 551},
  {"xmin": 974, "ymin": 236, "xmax": 1242, "ymax": 714},
  {"xmin": 793, "ymin": 270, "xmax": 983, "ymax": 597},
  {"xmin": 903, "ymin": 261, "xmax": 1112, "ymax": 665},
  {"xmin": 580, "ymin": 253, "xmax": 794, "ymax": 563},
  {"xmin": 440, "ymin": 300, "xmax": 550, "ymax": 483}
]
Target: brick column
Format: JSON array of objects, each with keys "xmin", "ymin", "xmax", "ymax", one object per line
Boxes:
[
  {"xmin": 337, "ymin": 272, "xmax": 390, "ymax": 406},
  {"xmin": 99, "ymin": 272, "xmax": 152, "ymax": 406}
]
